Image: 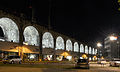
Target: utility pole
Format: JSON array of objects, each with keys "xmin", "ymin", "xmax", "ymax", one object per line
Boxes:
[
  {"xmin": 29, "ymin": 0, "xmax": 35, "ymax": 23},
  {"xmin": 48, "ymin": 0, "xmax": 52, "ymax": 30},
  {"xmin": 117, "ymin": 41, "xmax": 119, "ymax": 58}
]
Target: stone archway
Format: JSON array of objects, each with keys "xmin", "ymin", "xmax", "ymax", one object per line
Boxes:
[
  {"xmin": 42, "ymin": 32, "xmax": 54, "ymax": 48},
  {"xmin": 0, "ymin": 17, "xmax": 19, "ymax": 42},
  {"xmin": 23, "ymin": 26, "xmax": 39, "ymax": 46}
]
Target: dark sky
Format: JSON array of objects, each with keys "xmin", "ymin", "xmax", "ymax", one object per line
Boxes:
[{"xmin": 0, "ymin": 0, "xmax": 117, "ymax": 46}]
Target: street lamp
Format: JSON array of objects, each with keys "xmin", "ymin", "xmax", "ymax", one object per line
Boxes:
[
  {"xmin": 97, "ymin": 42, "xmax": 103, "ymax": 59},
  {"xmin": 97, "ymin": 42, "xmax": 102, "ymax": 47},
  {"xmin": 18, "ymin": 42, "xmax": 28, "ymax": 60}
]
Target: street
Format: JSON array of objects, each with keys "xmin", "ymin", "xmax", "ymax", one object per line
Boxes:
[{"xmin": 0, "ymin": 63, "xmax": 120, "ymax": 72}]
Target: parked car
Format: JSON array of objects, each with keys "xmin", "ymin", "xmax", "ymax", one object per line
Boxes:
[
  {"xmin": 2, "ymin": 55, "xmax": 22, "ymax": 64},
  {"xmin": 75, "ymin": 59, "xmax": 89, "ymax": 69},
  {"xmin": 110, "ymin": 58, "xmax": 120, "ymax": 67}
]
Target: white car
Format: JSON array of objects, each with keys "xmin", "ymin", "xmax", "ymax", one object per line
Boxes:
[
  {"xmin": 2, "ymin": 55, "xmax": 22, "ymax": 64},
  {"xmin": 110, "ymin": 58, "xmax": 120, "ymax": 67}
]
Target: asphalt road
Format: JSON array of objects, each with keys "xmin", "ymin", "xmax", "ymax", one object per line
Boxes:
[{"xmin": 0, "ymin": 63, "xmax": 120, "ymax": 72}]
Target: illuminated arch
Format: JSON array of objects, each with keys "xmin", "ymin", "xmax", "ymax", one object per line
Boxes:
[
  {"xmin": 66, "ymin": 39, "xmax": 72, "ymax": 51},
  {"xmin": 95, "ymin": 49, "xmax": 97, "ymax": 54},
  {"xmin": 80, "ymin": 44, "xmax": 84, "ymax": 53},
  {"xmin": 0, "ymin": 18, "xmax": 19, "ymax": 42},
  {"xmin": 56, "ymin": 36, "xmax": 64, "ymax": 50},
  {"xmin": 74, "ymin": 42, "xmax": 79, "ymax": 52},
  {"xmin": 85, "ymin": 45, "xmax": 88, "ymax": 54},
  {"xmin": 42, "ymin": 32, "xmax": 54, "ymax": 48},
  {"xmin": 92, "ymin": 48, "xmax": 95, "ymax": 54},
  {"xmin": 89, "ymin": 47, "xmax": 92, "ymax": 54},
  {"xmin": 23, "ymin": 26, "xmax": 39, "ymax": 46}
]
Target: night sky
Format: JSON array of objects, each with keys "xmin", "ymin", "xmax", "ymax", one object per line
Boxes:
[{"xmin": 0, "ymin": 0, "xmax": 117, "ymax": 46}]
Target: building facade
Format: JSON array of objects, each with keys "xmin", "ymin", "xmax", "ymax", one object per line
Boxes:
[
  {"xmin": 104, "ymin": 34, "xmax": 120, "ymax": 60},
  {"xmin": 0, "ymin": 10, "xmax": 97, "ymax": 61}
]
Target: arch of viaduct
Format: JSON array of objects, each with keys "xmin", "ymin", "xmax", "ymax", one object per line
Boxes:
[{"xmin": 0, "ymin": 10, "xmax": 97, "ymax": 61}]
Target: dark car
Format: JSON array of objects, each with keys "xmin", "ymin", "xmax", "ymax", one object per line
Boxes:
[
  {"xmin": 2, "ymin": 55, "xmax": 22, "ymax": 64},
  {"xmin": 75, "ymin": 59, "xmax": 89, "ymax": 69}
]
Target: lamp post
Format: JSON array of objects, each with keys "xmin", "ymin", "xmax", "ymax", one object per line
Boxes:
[
  {"xmin": 117, "ymin": 41, "xmax": 120, "ymax": 58},
  {"xmin": 97, "ymin": 42, "xmax": 102, "ymax": 47},
  {"xmin": 97, "ymin": 42, "xmax": 102, "ymax": 59},
  {"xmin": 18, "ymin": 42, "xmax": 28, "ymax": 61}
]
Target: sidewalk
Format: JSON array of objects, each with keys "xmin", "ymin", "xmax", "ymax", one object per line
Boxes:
[{"xmin": 90, "ymin": 63, "xmax": 110, "ymax": 67}]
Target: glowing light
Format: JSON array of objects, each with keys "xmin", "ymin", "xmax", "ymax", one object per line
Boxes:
[
  {"xmin": 93, "ymin": 56, "xmax": 97, "ymax": 60},
  {"xmin": 46, "ymin": 55, "xmax": 52, "ymax": 61},
  {"xmin": 56, "ymin": 56, "xmax": 63, "ymax": 61},
  {"xmin": 89, "ymin": 57, "xmax": 92, "ymax": 60},
  {"xmin": 61, "ymin": 52, "xmax": 69, "ymax": 57},
  {"xmin": 29, "ymin": 54, "xmax": 35, "ymax": 59},
  {"xmin": 97, "ymin": 42, "xmax": 102, "ymax": 47},
  {"xmin": 109, "ymin": 36, "xmax": 117, "ymax": 41},
  {"xmin": 80, "ymin": 57, "xmax": 83, "ymax": 59},
  {"xmin": 82, "ymin": 54, "xmax": 87, "ymax": 59},
  {"xmin": 66, "ymin": 56, "xmax": 72, "ymax": 61},
  {"xmin": 23, "ymin": 42, "xmax": 28, "ymax": 45},
  {"xmin": 93, "ymin": 56, "xmax": 96, "ymax": 58},
  {"xmin": 101, "ymin": 56, "xmax": 104, "ymax": 59}
]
